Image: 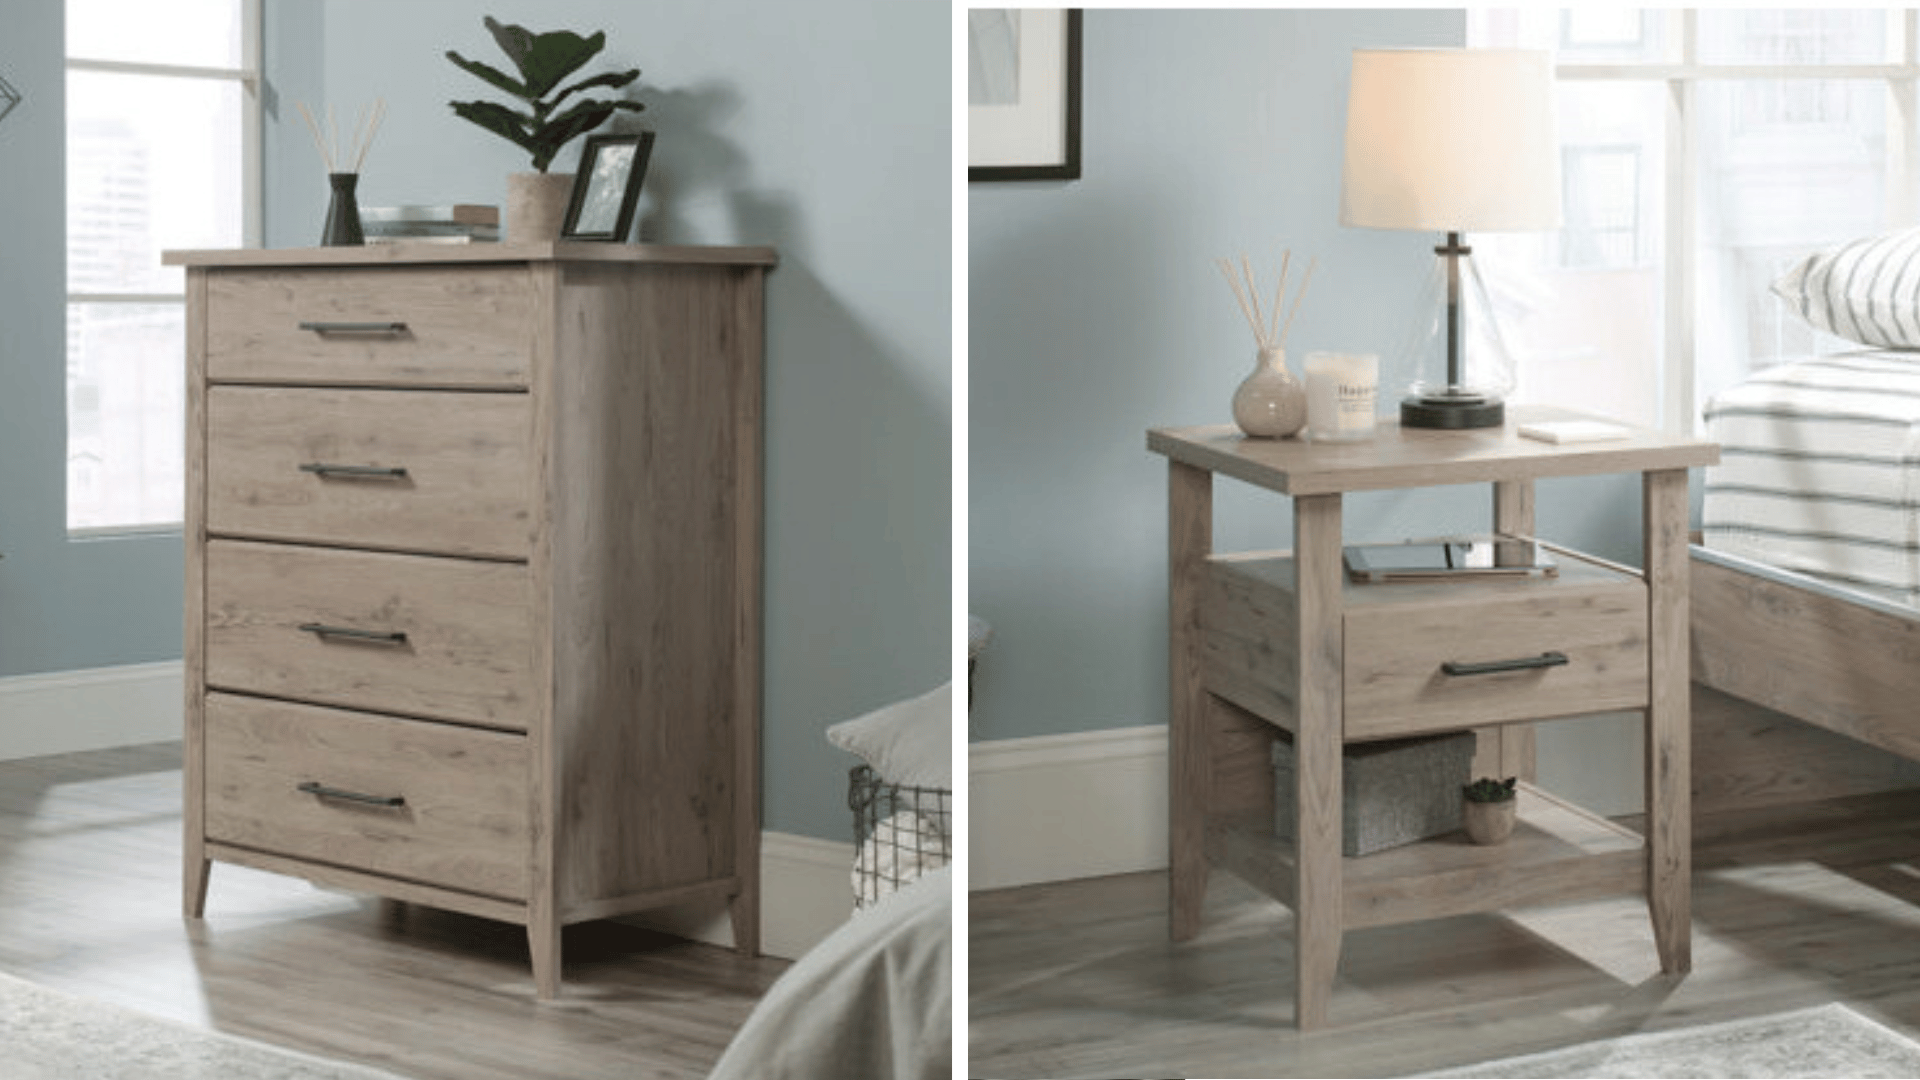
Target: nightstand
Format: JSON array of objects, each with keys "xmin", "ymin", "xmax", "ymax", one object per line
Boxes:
[{"xmin": 1147, "ymin": 406, "xmax": 1718, "ymax": 1029}]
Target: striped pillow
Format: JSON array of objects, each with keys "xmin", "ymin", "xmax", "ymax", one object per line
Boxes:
[{"xmin": 1773, "ymin": 228, "xmax": 1920, "ymax": 349}]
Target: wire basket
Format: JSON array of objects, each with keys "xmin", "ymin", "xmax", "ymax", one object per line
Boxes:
[{"xmin": 849, "ymin": 764, "xmax": 951, "ymax": 909}]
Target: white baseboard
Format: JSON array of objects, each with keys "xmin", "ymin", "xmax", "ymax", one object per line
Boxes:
[
  {"xmin": 626, "ymin": 832, "xmax": 856, "ymax": 961},
  {"xmin": 0, "ymin": 661, "xmax": 183, "ymax": 761},
  {"xmin": 969, "ymin": 725, "xmax": 1170, "ymax": 891}
]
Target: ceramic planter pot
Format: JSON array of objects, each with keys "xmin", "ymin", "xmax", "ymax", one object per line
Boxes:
[
  {"xmin": 1463, "ymin": 797, "xmax": 1517, "ymax": 845},
  {"xmin": 506, "ymin": 172, "xmax": 575, "ymax": 242}
]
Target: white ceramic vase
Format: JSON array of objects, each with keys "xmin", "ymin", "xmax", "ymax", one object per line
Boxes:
[
  {"xmin": 505, "ymin": 172, "xmax": 575, "ymax": 243},
  {"xmin": 1232, "ymin": 347, "xmax": 1307, "ymax": 439},
  {"xmin": 1463, "ymin": 798, "xmax": 1517, "ymax": 845}
]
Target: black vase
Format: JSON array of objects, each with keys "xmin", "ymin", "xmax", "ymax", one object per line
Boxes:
[{"xmin": 321, "ymin": 172, "xmax": 364, "ymax": 246}]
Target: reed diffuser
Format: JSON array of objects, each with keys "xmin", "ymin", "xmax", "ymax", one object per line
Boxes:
[
  {"xmin": 297, "ymin": 99, "xmax": 387, "ymax": 246},
  {"xmin": 1217, "ymin": 250, "xmax": 1316, "ymax": 438}
]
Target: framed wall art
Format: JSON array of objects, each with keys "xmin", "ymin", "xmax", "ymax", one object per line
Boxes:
[{"xmin": 968, "ymin": 9, "xmax": 1082, "ymax": 182}]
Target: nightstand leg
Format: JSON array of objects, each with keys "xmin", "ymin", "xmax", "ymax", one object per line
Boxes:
[
  {"xmin": 1478, "ymin": 480, "xmax": 1540, "ymax": 782},
  {"xmin": 1168, "ymin": 462, "xmax": 1213, "ymax": 942},
  {"xmin": 184, "ymin": 848, "xmax": 210, "ymax": 919},
  {"xmin": 1644, "ymin": 468, "xmax": 1692, "ymax": 973},
  {"xmin": 1292, "ymin": 493, "xmax": 1345, "ymax": 1029},
  {"xmin": 529, "ymin": 914, "xmax": 562, "ymax": 1000}
]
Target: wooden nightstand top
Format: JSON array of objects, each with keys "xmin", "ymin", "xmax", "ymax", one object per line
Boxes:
[{"xmin": 1148, "ymin": 405, "xmax": 1719, "ymax": 497}]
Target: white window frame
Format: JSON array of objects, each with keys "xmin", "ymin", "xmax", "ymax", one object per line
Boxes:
[
  {"xmin": 64, "ymin": 0, "xmax": 262, "ymax": 537},
  {"xmin": 1538, "ymin": 9, "xmax": 1920, "ymax": 434}
]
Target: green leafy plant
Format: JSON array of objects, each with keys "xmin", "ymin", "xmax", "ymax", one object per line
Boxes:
[
  {"xmin": 1463, "ymin": 776, "xmax": 1518, "ymax": 803},
  {"xmin": 446, "ymin": 16, "xmax": 644, "ymax": 173}
]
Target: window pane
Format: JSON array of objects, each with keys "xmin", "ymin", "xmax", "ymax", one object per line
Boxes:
[
  {"xmin": 67, "ymin": 69, "xmax": 244, "ymax": 294},
  {"xmin": 66, "ymin": 303, "xmax": 185, "ymax": 530},
  {"xmin": 1694, "ymin": 78, "xmax": 1887, "ymax": 406},
  {"xmin": 1483, "ymin": 81, "xmax": 1667, "ymax": 429},
  {"xmin": 1470, "ymin": 8, "xmax": 1670, "ymax": 63},
  {"xmin": 66, "ymin": 0, "xmax": 243, "ymax": 69},
  {"xmin": 1697, "ymin": 9, "xmax": 1890, "ymax": 65}
]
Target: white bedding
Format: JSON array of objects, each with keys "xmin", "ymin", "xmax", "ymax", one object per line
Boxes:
[
  {"xmin": 1702, "ymin": 351, "xmax": 1920, "ymax": 598},
  {"xmin": 708, "ymin": 866, "xmax": 951, "ymax": 1080}
]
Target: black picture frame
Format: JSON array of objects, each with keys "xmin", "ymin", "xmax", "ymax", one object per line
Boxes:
[
  {"xmin": 561, "ymin": 132, "xmax": 655, "ymax": 241},
  {"xmin": 968, "ymin": 9, "xmax": 1082, "ymax": 182}
]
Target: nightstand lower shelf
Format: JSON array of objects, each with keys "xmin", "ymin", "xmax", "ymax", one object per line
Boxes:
[{"xmin": 1205, "ymin": 783, "xmax": 1645, "ymax": 932}]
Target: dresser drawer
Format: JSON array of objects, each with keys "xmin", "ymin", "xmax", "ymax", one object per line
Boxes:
[
  {"xmin": 204, "ymin": 540, "xmax": 534, "ymax": 730},
  {"xmin": 203, "ymin": 693, "xmax": 530, "ymax": 899},
  {"xmin": 1342, "ymin": 569, "xmax": 1649, "ymax": 740},
  {"xmin": 205, "ymin": 386, "xmax": 534, "ymax": 559},
  {"xmin": 205, "ymin": 266, "xmax": 533, "ymax": 388}
]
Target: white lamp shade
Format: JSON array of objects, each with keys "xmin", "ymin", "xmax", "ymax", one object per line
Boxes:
[{"xmin": 1341, "ymin": 48, "xmax": 1561, "ymax": 233}]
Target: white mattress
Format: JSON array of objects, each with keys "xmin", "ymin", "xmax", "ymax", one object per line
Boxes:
[{"xmin": 1701, "ymin": 352, "xmax": 1920, "ymax": 598}]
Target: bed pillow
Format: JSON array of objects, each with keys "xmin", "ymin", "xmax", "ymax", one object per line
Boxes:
[
  {"xmin": 1772, "ymin": 227, "xmax": 1920, "ymax": 348},
  {"xmin": 826, "ymin": 682, "xmax": 952, "ymax": 789}
]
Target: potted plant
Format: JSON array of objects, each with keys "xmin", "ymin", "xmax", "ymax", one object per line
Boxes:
[
  {"xmin": 1462, "ymin": 776, "xmax": 1518, "ymax": 845},
  {"xmin": 447, "ymin": 16, "xmax": 645, "ymax": 241}
]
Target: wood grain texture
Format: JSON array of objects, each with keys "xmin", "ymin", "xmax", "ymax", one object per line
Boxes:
[
  {"xmin": 1167, "ymin": 461, "xmax": 1213, "ymax": 943},
  {"xmin": 1290, "ymin": 493, "xmax": 1344, "ymax": 1030},
  {"xmin": 206, "ymin": 266, "xmax": 535, "ymax": 388},
  {"xmin": 205, "ymin": 386, "xmax": 534, "ymax": 559},
  {"xmin": 203, "ymin": 539, "xmax": 536, "ymax": 729},
  {"xmin": 974, "ymin": 786, "xmax": 1920, "ymax": 1080},
  {"xmin": 1693, "ymin": 548, "xmax": 1920, "ymax": 764},
  {"xmin": 0, "ymin": 745, "xmax": 786, "ymax": 1080},
  {"xmin": 1691, "ymin": 683, "xmax": 1920, "ymax": 815},
  {"xmin": 203, "ymin": 694, "xmax": 531, "ymax": 898},
  {"xmin": 1644, "ymin": 468, "xmax": 1692, "ymax": 973},
  {"xmin": 183, "ymin": 249, "xmax": 770, "ymax": 997},
  {"xmin": 165, "ymin": 241, "xmax": 778, "ymax": 269},
  {"xmin": 1147, "ymin": 410, "xmax": 1719, "ymax": 498},
  {"xmin": 183, "ymin": 268, "xmax": 212, "ymax": 919},
  {"xmin": 1485, "ymin": 479, "xmax": 1540, "ymax": 780}
]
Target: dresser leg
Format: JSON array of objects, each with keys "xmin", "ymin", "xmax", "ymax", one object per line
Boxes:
[
  {"xmin": 184, "ymin": 852, "xmax": 210, "ymax": 919},
  {"xmin": 1644, "ymin": 467, "xmax": 1693, "ymax": 974},
  {"xmin": 1292, "ymin": 493, "xmax": 1345, "ymax": 1031},
  {"xmin": 1168, "ymin": 461, "xmax": 1213, "ymax": 942},
  {"xmin": 729, "ymin": 886, "xmax": 761, "ymax": 957},
  {"xmin": 528, "ymin": 918, "xmax": 561, "ymax": 1000}
]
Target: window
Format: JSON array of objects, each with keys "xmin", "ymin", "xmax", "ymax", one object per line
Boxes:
[
  {"xmin": 65, "ymin": 0, "xmax": 258, "ymax": 532},
  {"xmin": 1471, "ymin": 9, "xmax": 1917, "ymax": 433}
]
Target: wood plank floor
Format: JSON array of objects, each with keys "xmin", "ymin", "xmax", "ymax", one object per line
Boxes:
[
  {"xmin": 0, "ymin": 742, "xmax": 787, "ymax": 1080},
  {"xmin": 970, "ymin": 788, "xmax": 1920, "ymax": 1079}
]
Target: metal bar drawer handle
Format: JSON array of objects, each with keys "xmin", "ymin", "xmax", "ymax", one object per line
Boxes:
[
  {"xmin": 1441, "ymin": 651, "xmax": 1569, "ymax": 677},
  {"xmin": 297, "ymin": 781, "xmax": 405, "ymax": 808},
  {"xmin": 298, "ymin": 622, "xmax": 409, "ymax": 646},
  {"xmin": 298, "ymin": 462, "xmax": 410, "ymax": 481},
  {"xmin": 297, "ymin": 320, "xmax": 408, "ymax": 335}
]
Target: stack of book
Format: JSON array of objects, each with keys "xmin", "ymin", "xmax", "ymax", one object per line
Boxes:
[{"xmin": 361, "ymin": 204, "xmax": 500, "ymax": 244}]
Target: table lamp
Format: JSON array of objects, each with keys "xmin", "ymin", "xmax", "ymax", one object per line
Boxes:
[{"xmin": 1341, "ymin": 48, "xmax": 1561, "ymax": 429}]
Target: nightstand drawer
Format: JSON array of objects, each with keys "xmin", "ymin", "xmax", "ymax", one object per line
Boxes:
[
  {"xmin": 204, "ymin": 693, "xmax": 530, "ymax": 899},
  {"xmin": 204, "ymin": 540, "xmax": 533, "ymax": 730},
  {"xmin": 205, "ymin": 386, "xmax": 534, "ymax": 559},
  {"xmin": 1342, "ymin": 573, "xmax": 1649, "ymax": 740},
  {"xmin": 205, "ymin": 266, "xmax": 533, "ymax": 388}
]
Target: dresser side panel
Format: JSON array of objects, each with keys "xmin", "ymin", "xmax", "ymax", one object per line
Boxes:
[{"xmin": 548, "ymin": 263, "xmax": 759, "ymax": 910}]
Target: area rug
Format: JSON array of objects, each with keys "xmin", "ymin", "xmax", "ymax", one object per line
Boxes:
[
  {"xmin": 1423, "ymin": 1002, "xmax": 1920, "ymax": 1078},
  {"xmin": 0, "ymin": 970, "xmax": 412, "ymax": 1080}
]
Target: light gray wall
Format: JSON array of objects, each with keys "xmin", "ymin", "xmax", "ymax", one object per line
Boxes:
[
  {"xmin": 0, "ymin": 0, "xmax": 187, "ymax": 678},
  {"xmin": 0, "ymin": 0, "xmax": 950, "ymax": 844},
  {"xmin": 968, "ymin": 9, "xmax": 1652, "ymax": 812}
]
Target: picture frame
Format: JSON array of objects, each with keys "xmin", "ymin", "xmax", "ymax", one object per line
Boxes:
[
  {"xmin": 561, "ymin": 132, "xmax": 655, "ymax": 241},
  {"xmin": 968, "ymin": 9, "xmax": 1082, "ymax": 182}
]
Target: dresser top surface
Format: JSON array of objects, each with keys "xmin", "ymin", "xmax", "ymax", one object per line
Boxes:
[
  {"xmin": 162, "ymin": 242, "xmax": 777, "ymax": 269},
  {"xmin": 1149, "ymin": 406, "xmax": 1719, "ymax": 496}
]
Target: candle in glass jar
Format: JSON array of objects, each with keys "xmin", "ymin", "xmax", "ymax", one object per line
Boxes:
[{"xmin": 1304, "ymin": 351, "xmax": 1379, "ymax": 442}]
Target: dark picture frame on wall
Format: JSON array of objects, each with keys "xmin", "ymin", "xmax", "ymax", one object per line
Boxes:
[
  {"xmin": 968, "ymin": 9, "xmax": 1082, "ymax": 181},
  {"xmin": 561, "ymin": 132, "xmax": 656, "ymax": 241}
]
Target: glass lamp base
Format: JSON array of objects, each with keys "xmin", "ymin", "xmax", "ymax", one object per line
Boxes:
[{"xmin": 1400, "ymin": 392, "xmax": 1505, "ymax": 429}]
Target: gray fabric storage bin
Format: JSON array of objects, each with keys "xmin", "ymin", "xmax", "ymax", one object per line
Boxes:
[{"xmin": 1272, "ymin": 730, "xmax": 1475, "ymax": 855}]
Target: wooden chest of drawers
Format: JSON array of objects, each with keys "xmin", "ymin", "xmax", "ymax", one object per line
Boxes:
[{"xmin": 167, "ymin": 243, "xmax": 775, "ymax": 998}]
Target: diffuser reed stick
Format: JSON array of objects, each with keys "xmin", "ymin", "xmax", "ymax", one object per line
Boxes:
[
  {"xmin": 296, "ymin": 98, "xmax": 387, "ymax": 174},
  {"xmin": 1216, "ymin": 249, "xmax": 1317, "ymax": 352}
]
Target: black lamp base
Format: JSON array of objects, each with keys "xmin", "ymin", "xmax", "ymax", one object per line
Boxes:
[{"xmin": 1401, "ymin": 393, "xmax": 1505, "ymax": 430}]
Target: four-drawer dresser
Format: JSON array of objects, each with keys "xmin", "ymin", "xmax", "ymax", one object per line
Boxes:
[{"xmin": 164, "ymin": 243, "xmax": 776, "ymax": 998}]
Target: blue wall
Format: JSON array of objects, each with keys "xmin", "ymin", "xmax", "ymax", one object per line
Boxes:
[
  {"xmin": 969, "ymin": 9, "xmax": 1650, "ymax": 809},
  {"xmin": 0, "ymin": 0, "xmax": 952, "ymax": 844}
]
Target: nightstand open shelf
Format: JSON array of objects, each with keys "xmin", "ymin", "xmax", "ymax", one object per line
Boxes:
[{"xmin": 1149, "ymin": 408, "xmax": 1718, "ymax": 1029}]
